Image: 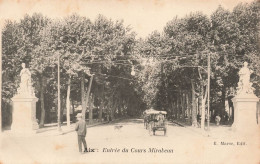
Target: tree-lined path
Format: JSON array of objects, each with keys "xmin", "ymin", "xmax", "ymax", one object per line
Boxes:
[
  {"xmin": 2, "ymin": 1, "xmax": 260, "ymax": 131},
  {"xmin": 2, "ymin": 1, "xmax": 259, "ymax": 131},
  {"xmin": 1, "ymin": 1, "xmax": 260, "ymax": 164}
]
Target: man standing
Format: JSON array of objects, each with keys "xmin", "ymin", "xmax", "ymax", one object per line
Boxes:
[{"xmin": 75, "ymin": 113, "xmax": 88, "ymax": 153}]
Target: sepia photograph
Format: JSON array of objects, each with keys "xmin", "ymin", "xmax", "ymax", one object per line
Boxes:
[{"xmin": 0, "ymin": 0, "xmax": 259, "ymax": 163}]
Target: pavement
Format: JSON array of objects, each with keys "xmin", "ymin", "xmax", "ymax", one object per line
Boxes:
[
  {"xmin": 32, "ymin": 118, "xmax": 125, "ymax": 136},
  {"xmin": 36, "ymin": 121, "xmax": 110, "ymax": 136},
  {"xmin": 171, "ymin": 120, "xmax": 233, "ymax": 137}
]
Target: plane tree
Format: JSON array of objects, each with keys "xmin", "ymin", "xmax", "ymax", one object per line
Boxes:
[{"xmin": 2, "ymin": 13, "xmax": 50, "ymax": 127}]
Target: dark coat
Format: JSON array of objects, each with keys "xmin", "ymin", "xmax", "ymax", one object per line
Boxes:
[{"xmin": 75, "ymin": 119, "xmax": 87, "ymax": 136}]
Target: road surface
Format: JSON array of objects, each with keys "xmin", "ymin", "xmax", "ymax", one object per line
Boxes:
[{"xmin": 0, "ymin": 118, "xmax": 259, "ymax": 164}]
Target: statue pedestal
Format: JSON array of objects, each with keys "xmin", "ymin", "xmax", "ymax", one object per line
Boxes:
[
  {"xmin": 11, "ymin": 95, "xmax": 39, "ymax": 134},
  {"xmin": 232, "ymin": 93, "xmax": 259, "ymax": 136}
]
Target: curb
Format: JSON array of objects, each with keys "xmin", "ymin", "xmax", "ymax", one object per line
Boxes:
[
  {"xmin": 51, "ymin": 118, "xmax": 125, "ymax": 135},
  {"xmin": 171, "ymin": 121, "xmax": 185, "ymax": 127},
  {"xmin": 172, "ymin": 120, "xmax": 210, "ymax": 137},
  {"xmin": 61, "ymin": 121, "xmax": 111, "ymax": 135}
]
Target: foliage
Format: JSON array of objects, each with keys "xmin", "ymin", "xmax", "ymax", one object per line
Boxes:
[{"xmin": 2, "ymin": 1, "xmax": 259, "ymax": 126}]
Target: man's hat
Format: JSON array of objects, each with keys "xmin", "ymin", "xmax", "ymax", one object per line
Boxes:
[{"xmin": 76, "ymin": 113, "xmax": 82, "ymax": 118}]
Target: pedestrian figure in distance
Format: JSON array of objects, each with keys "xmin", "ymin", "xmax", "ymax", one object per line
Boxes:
[
  {"xmin": 215, "ymin": 115, "xmax": 221, "ymax": 126},
  {"xmin": 75, "ymin": 113, "xmax": 88, "ymax": 154}
]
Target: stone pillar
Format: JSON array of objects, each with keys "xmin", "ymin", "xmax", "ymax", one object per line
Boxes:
[
  {"xmin": 232, "ymin": 94, "xmax": 259, "ymax": 135},
  {"xmin": 11, "ymin": 96, "xmax": 39, "ymax": 133}
]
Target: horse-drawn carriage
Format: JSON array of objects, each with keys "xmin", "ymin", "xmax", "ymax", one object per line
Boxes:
[{"xmin": 143, "ymin": 109, "xmax": 167, "ymax": 136}]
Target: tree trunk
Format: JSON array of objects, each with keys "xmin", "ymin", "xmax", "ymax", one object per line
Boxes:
[
  {"xmin": 118, "ymin": 103, "xmax": 122, "ymax": 118},
  {"xmin": 181, "ymin": 91, "xmax": 185, "ymax": 121},
  {"xmin": 200, "ymin": 84, "xmax": 205, "ymax": 129},
  {"xmin": 177, "ymin": 95, "xmax": 180, "ymax": 120},
  {"xmin": 198, "ymin": 90, "xmax": 202, "ymax": 116},
  {"xmin": 39, "ymin": 76, "xmax": 45, "ymax": 128},
  {"xmin": 221, "ymin": 85, "xmax": 226, "ymax": 117},
  {"xmin": 98, "ymin": 85, "xmax": 104, "ymax": 122},
  {"xmin": 191, "ymin": 79, "xmax": 197, "ymax": 127},
  {"xmin": 81, "ymin": 72, "xmax": 86, "ymax": 119},
  {"xmin": 199, "ymin": 79, "xmax": 208, "ymax": 130},
  {"xmin": 84, "ymin": 75, "xmax": 94, "ymax": 120},
  {"xmin": 88, "ymin": 94, "xmax": 93, "ymax": 124},
  {"xmin": 174, "ymin": 100, "xmax": 177, "ymax": 120},
  {"xmin": 187, "ymin": 92, "xmax": 191, "ymax": 125},
  {"xmin": 170, "ymin": 101, "xmax": 174, "ymax": 120},
  {"xmin": 60, "ymin": 96, "xmax": 65, "ymax": 124},
  {"xmin": 66, "ymin": 77, "xmax": 71, "ymax": 126},
  {"xmin": 110, "ymin": 101, "xmax": 115, "ymax": 121},
  {"xmin": 179, "ymin": 91, "xmax": 182, "ymax": 120},
  {"xmin": 99, "ymin": 100, "xmax": 103, "ymax": 122},
  {"xmin": 71, "ymin": 99, "xmax": 75, "ymax": 114}
]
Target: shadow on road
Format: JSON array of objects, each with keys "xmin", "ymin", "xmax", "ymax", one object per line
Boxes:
[
  {"xmin": 94, "ymin": 118, "xmax": 144, "ymax": 127},
  {"xmin": 115, "ymin": 118, "xmax": 143, "ymax": 124}
]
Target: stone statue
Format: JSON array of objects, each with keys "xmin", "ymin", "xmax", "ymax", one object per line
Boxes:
[
  {"xmin": 236, "ymin": 62, "xmax": 254, "ymax": 95},
  {"xmin": 12, "ymin": 63, "xmax": 39, "ymax": 132},
  {"xmin": 17, "ymin": 63, "xmax": 35, "ymax": 97},
  {"xmin": 232, "ymin": 62, "xmax": 259, "ymax": 134}
]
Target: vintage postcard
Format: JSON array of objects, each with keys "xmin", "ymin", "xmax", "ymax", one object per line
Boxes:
[{"xmin": 0, "ymin": 0, "xmax": 259, "ymax": 163}]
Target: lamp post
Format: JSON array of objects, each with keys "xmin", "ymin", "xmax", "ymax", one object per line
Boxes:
[{"xmin": 56, "ymin": 36, "xmax": 65, "ymax": 133}]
